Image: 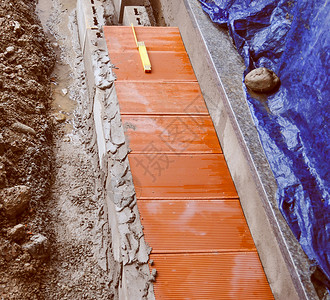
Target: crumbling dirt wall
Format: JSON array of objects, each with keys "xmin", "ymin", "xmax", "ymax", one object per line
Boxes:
[
  {"xmin": 0, "ymin": 0, "xmax": 55, "ymax": 298},
  {"xmin": 0, "ymin": 0, "xmax": 55, "ymax": 201}
]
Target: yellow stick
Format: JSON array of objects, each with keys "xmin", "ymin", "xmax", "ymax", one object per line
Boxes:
[{"xmin": 131, "ymin": 24, "xmax": 151, "ymax": 73}]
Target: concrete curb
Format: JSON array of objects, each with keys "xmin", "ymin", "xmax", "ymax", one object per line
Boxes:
[
  {"xmin": 76, "ymin": 1, "xmax": 155, "ymax": 299},
  {"xmin": 156, "ymin": 0, "xmax": 319, "ymax": 299}
]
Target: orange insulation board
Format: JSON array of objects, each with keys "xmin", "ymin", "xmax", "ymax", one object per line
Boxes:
[
  {"xmin": 122, "ymin": 115, "xmax": 222, "ymax": 153},
  {"xmin": 115, "ymin": 82, "xmax": 208, "ymax": 115},
  {"xmin": 105, "ymin": 26, "xmax": 274, "ymax": 299},
  {"xmin": 150, "ymin": 253, "xmax": 274, "ymax": 300}
]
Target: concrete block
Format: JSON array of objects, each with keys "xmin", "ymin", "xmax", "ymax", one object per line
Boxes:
[
  {"xmin": 76, "ymin": 0, "xmax": 97, "ymax": 51},
  {"xmin": 123, "ymin": 6, "xmax": 151, "ymax": 26}
]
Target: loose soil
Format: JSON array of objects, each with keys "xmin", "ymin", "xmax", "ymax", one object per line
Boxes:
[{"xmin": 0, "ymin": 0, "xmax": 118, "ymax": 299}]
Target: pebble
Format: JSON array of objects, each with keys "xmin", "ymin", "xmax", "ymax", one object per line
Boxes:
[
  {"xmin": 13, "ymin": 21, "xmax": 21, "ymax": 33},
  {"xmin": 36, "ymin": 104, "xmax": 45, "ymax": 113},
  {"xmin": 53, "ymin": 113, "xmax": 66, "ymax": 123},
  {"xmin": 244, "ymin": 67, "xmax": 280, "ymax": 93},
  {"xmin": 61, "ymin": 88, "xmax": 68, "ymax": 96},
  {"xmin": 5, "ymin": 46, "xmax": 14, "ymax": 55}
]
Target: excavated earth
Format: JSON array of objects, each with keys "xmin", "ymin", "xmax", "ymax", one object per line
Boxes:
[{"xmin": 0, "ymin": 0, "xmax": 119, "ymax": 299}]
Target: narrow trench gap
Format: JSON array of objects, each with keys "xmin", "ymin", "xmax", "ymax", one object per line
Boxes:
[
  {"xmin": 23, "ymin": 0, "xmax": 119, "ymax": 298},
  {"xmin": 148, "ymin": 0, "xmax": 167, "ymax": 26}
]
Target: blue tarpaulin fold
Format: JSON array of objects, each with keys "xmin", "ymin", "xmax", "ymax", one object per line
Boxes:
[{"xmin": 199, "ymin": 0, "xmax": 330, "ymax": 286}]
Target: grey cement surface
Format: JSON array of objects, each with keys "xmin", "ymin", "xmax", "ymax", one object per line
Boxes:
[{"xmin": 157, "ymin": 0, "xmax": 319, "ymax": 299}]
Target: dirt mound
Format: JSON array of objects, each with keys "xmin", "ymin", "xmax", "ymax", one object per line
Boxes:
[
  {"xmin": 0, "ymin": 0, "xmax": 55, "ymax": 298},
  {"xmin": 0, "ymin": 0, "xmax": 54, "ymax": 198}
]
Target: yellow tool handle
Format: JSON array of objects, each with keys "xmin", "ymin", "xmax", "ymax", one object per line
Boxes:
[
  {"xmin": 131, "ymin": 24, "xmax": 151, "ymax": 73},
  {"xmin": 131, "ymin": 23, "xmax": 138, "ymax": 47}
]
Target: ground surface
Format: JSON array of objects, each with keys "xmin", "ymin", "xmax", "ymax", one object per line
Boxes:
[{"xmin": 0, "ymin": 0, "xmax": 118, "ymax": 299}]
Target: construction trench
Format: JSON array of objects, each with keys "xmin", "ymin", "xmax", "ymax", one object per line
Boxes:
[{"xmin": 0, "ymin": 0, "xmax": 322, "ymax": 299}]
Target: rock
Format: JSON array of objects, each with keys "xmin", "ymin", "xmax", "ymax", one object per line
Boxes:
[
  {"xmin": 244, "ymin": 67, "xmax": 280, "ymax": 93},
  {"xmin": 0, "ymin": 185, "xmax": 31, "ymax": 219},
  {"xmin": 5, "ymin": 46, "xmax": 14, "ymax": 55},
  {"xmin": 22, "ymin": 233, "xmax": 49, "ymax": 258},
  {"xmin": 7, "ymin": 224, "xmax": 26, "ymax": 242},
  {"xmin": 12, "ymin": 122, "xmax": 36, "ymax": 135},
  {"xmin": 61, "ymin": 88, "xmax": 68, "ymax": 96},
  {"xmin": 52, "ymin": 113, "xmax": 66, "ymax": 123},
  {"xmin": 13, "ymin": 21, "xmax": 21, "ymax": 33}
]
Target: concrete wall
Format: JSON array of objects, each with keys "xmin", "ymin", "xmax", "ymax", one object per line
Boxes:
[
  {"xmin": 76, "ymin": 1, "xmax": 155, "ymax": 299},
  {"xmin": 155, "ymin": 0, "xmax": 319, "ymax": 299}
]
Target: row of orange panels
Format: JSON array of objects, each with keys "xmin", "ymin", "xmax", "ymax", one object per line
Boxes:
[{"xmin": 104, "ymin": 26, "xmax": 274, "ymax": 299}]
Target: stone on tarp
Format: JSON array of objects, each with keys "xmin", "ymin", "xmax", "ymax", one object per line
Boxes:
[{"xmin": 244, "ymin": 67, "xmax": 280, "ymax": 93}]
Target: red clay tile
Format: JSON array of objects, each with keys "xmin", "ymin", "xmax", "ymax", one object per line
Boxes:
[
  {"xmin": 150, "ymin": 253, "xmax": 274, "ymax": 300},
  {"xmin": 129, "ymin": 154, "xmax": 238, "ymax": 199},
  {"xmin": 122, "ymin": 115, "xmax": 222, "ymax": 153},
  {"xmin": 115, "ymin": 81, "xmax": 208, "ymax": 115},
  {"xmin": 138, "ymin": 200, "xmax": 255, "ymax": 252},
  {"xmin": 109, "ymin": 51, "xmax": 197, "ymax": 82}
]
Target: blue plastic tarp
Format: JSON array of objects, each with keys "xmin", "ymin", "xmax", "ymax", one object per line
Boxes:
[{"xmin": 199, "ymin": 0, "xmax": 330, "ymax": 286}]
